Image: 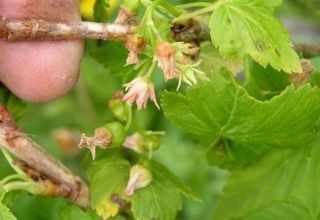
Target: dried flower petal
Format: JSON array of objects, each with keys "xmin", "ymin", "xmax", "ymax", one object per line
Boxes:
[
  {"xmin": 79, "ymin": 127, "xmax": 111, "ymax": 160},
  {"xmin": 123, "ymin": 133, "xmax": 144, "ymax": 153},
  {"xmin": 124, "ymin": 164, "xmax": 152, "ymax": 196}
]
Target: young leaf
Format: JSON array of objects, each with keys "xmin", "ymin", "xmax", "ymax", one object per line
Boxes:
[
  {"xmin": 88, "ymin": 158, "xmax": 130, "ymax": 219},
  {"xmin": 209, "ymin": 0, "xmax": 301, "ymax": 73},
  {"xmin": 213, "ymin": 136, "xmax": 320, "ymax": 220},
  {"xmin": 0, "ymin": 203, "xmax": 17, "ymax": 220},
  {"xmin": 131, "ymin": 160, "xmax": 192, "ymax": 220},
  {"xmin": 162, "ymin": 69, "xmax": 320, "ymax": 168}
]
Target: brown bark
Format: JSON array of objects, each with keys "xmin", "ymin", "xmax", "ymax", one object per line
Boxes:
[
  {"xmin": 0, "ymin": 104, "xmax": 89, "ymax": 207},
  {"xmin": 0, "ymin": 16, "xmax": 136, "ymax": 41}
]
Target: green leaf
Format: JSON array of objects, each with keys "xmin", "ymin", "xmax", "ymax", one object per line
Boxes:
[
  {"xmin": 213, "ymin": 136, "xmax": 320, "ymax": 220},
  {"xmin": 209, "ymin": 0, "xmax": 301, "ymax": 73},
  {"xmin": 94, "ymin": 0, "xmax": 111, "ymax": 22},
  {"xmin": 149, "ymin": 160, "xmax": 200, "ymax": 201},
  {"xmin": 243, "ymin": 200, "xmax": 313, "ymax": 220},
  {"xmin": 131, "ymin": 160, "xmax": 187, "ymax": 220},
  {"xmin": 90, "ymin": 42, "xmax": 130, "ymax": 76},
  {"xmin": 60, "ymin": 205, "xmax": 102, "ymax": 220},
  {"xmin": 162, "ymin": 69, "xmax": 320, "ymax": 168},
  {"xmin": 244, "ymin": 57, "xmax": 290, "ymax": 100},
  {"xmin": 88, "ymin": 158, "xmax": 130, "ymax": 219},
  {"xmin": 0, "ymin": 203, "xmax": 16, "ymax": 220}
]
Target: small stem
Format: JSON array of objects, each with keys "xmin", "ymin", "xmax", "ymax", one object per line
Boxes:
[
  {"xmin": 174, "ymin": 1, "xmax": 224, "ymax": 22},
  {"xmin": 148, "ymin": 148, "xmax": 153, "ymax": 160},
  {"xmin": 177, "ymin": 2, "xmax": 213, "ymax": 9},
  {"xmin": 1, "ymin": 148, "xmax": 27, "ymax": 178},
  {"xmin": 3, "ymin": 181, "xmax": 44, "ymax": 195},
  {"xmin": 1, "ymin": 174, "xmax": 27, "ymax": 185},
  {"xmin": 157, "ymin": 0, "xmax": 182, "ymax": 17},
  {"xmin": 146, "ymin": 131, "xmax": 165, "ymax": 136},
  {"xmin": 125, "ymin": 107, "xmax": 133, "ymax": 131},
  {"xmin": 145, "ymin": 59, "xmax": 157, "ymax": 77}
]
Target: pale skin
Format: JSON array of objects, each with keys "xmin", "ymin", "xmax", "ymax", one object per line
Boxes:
[{"xmin": 0, "ymin": 0, "xmax": 84, "ymax": 102}]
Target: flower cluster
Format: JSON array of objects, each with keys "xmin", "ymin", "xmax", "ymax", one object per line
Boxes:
[{"xmin": 156, "ymin": 41, "xmax": 207, "ymax": 90}]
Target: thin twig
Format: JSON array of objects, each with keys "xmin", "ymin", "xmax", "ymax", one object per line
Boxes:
[
  {"xmin": 0, "ymin": 16, "xmax": 136, "ymax": 41},
  {"xmin": 0, "ymin": 104, "xmax": 89, "ymax": 207}
]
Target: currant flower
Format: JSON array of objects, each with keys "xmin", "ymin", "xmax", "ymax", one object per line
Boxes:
[
  {"xmin": 176, "ymin": 60, "xmax": 208, "ymax": 90},
  {"xmin": 123, "ymin": 77, "xmax": 160, "ymax": 110},
  {"xmin": 156, "ymin": 41, "xmax": 179, "ymax": 80},
  {"xmin": 124, "ymin": 164, "xmax": 152, "ymax": 196}
]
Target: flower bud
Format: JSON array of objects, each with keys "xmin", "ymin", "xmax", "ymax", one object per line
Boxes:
[{"xmin": 124, "ymin": 164, "xmax": 152, "ymax": 196}]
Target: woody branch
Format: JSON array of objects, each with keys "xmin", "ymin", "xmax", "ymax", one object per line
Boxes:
[
  {"xmin": 0, "ymin": 105, "xmax": 89, "ymax": 208},
  {"xmin": 0, "ymin": 16, "xmax": 136, "ymax": 41}
]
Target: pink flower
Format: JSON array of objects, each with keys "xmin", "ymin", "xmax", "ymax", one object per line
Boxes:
[
  {"xmin": 123, "ymin": 77, "xmax": 160, "ymax": 110},
  {"xmin": 156, "ymin": 41, "xmax": 179, "ymax": 80}
]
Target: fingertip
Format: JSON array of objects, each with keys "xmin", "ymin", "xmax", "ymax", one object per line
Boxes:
[{"xmin": 0, "ymin": 41, "xmax": 83, "ymax": 103}]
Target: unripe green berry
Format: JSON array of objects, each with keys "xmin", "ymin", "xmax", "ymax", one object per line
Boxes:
[{"xmin": 103, "ymin": 122, "xmax": 126, "ymax": 148}]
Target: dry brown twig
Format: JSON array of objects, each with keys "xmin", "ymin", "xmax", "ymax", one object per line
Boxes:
[
  {"xmin": 0, "ymin": 16, "xmax": 136, "ymax": 41},
  {"xmin": 0, "ymin": 104, "xmax": 89, "ymax": 207}
]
